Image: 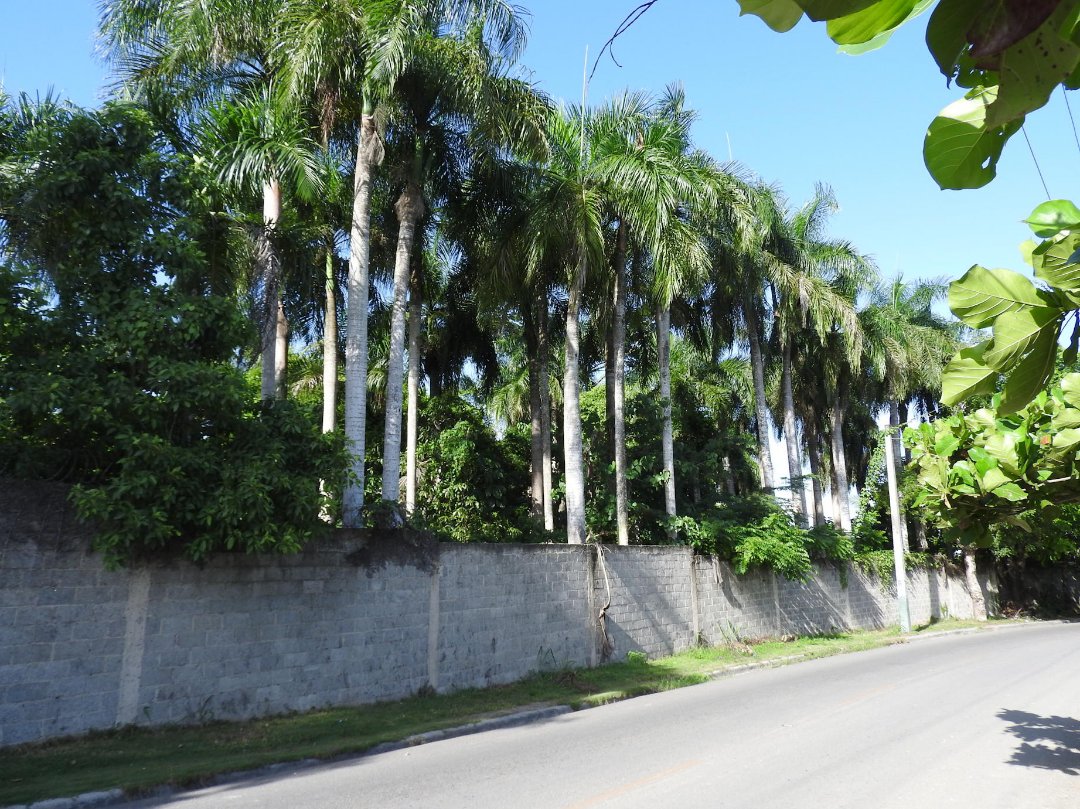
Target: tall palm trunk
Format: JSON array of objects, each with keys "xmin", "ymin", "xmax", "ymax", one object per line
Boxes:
[
  {"xmin": 744, "ymin": 293, "xmax": 774, "ymax": 490},
  {"xmin": 539, "ymin": 301, "xmax": 555, "ymax": 531},
  {"xmin": 829, "ymin": 376, "xmax": 852, "ymax": 532},
  {"xmin": 781, "ymin": 336, "xmax": 806, "ymax": 522},
  {"xmin": 343, "ymin": 106, "xmax": 383, "ymax": 526},
  {"xmin": 259, "ymin": 178, "xmax": 284, "ymax": 400},
  {"xmin": 405, "ymin": 266, "xmax": 422, "ymax": 516},
  {"xmin": 889, "ymin": 400, "xmax": 909, "ymax": 550},
  {"xmin": 612, "ymin": 222, "xmax": 630, "ymax": 545},
  {"xmin": 525, "ymin": 303, "xmax": 544, "ymax": 520},
  {"xmin": 383, "ymin": 181, "xmax": 425, "ymax": 502},
  {"xmin": 806, "ymin": 423, "xmax": 826, "ymax": 527},
  {"xmin": 322, "ymin": 246, "xmax": 337, "ymax": 432},
  {"xmin": 563, "ymin": 253, "xmax": 587, "ymax": 544},
  {"xmin": 657, "ymin": 304, "xmax": 676, "ymax": 536}
]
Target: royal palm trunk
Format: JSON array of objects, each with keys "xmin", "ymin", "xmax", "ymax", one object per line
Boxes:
[
  {"xmin": 383, "ymin": 181, "xmax": 425, "ymax": 502},
  {"xmin": 343, "ymin": 108, "xmax": 382, "ymax": 526}
]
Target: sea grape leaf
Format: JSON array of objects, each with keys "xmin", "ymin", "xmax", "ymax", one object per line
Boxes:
[
  {"xmin": 738, "ymin": 0, "xmax": 805, "ymax": 31},
  {"xmin": 941, "ymin": 342, "xmax": 998, "ymax": 406},
  {"xmin": 968, "ymin": 0, "xmax": 1060, "ymax": 59},
  {"xmin": 948, "ymin": 264, "xmax": 1054, "ymax": 328},
  {"xmin": 984, "ymin": 306, "xmax": 1064, "ymax": 370},
  {"xmin": 923, "ymin": 86, "xmax": 1023, "ymax": 189},
  {"xmin": 1024, "ymin": 199, "xmax": 1080, "ymax": 237},
  {"xmin": 1000, "ymin": 326, "xmax": 1060, "ymax": 412},
  {"xmin": 926, "ymin": 0, "xmax": 985, "ymax": 77},
  {"xmin": 827, "ymin": 0, "xmax": 917, "ymax": 44}
]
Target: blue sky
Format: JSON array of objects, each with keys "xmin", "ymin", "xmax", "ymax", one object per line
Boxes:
[{"xmin": 3, "ymin": 0, "xmax": 1080, "ymax": 289}]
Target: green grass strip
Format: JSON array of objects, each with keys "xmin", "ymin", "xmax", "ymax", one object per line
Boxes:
[{"xmin": 0, "ymin": 617, "xmax": 1017, "ymax": 805}]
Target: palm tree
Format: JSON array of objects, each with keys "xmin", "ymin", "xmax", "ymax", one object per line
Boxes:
[
  {"xmin": 586, "ymin": 87, "xmax": 721, "ymax": 543},
  {"xmin": 528, "ymin": 105, "xmax": 607, "ymax": 543},
  {"xmin": 100, "ymin": 0, "xmax": 307, "ymax": 399},
  {"xmin": 765, "ymin": 185, "xmax": 869, "ymax": 524},
  {"xmin": 859, "ymin": 276, "xmax": 960, "ymax": 545},
  {"xmin": 376, "ymin": 19, "xmax": 545, "ymax": 504},
  {"xmin": 198, "ymin": 89, "xmax": 323, "ymax": 398}
]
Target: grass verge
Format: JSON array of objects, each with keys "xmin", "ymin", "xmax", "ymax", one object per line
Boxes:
[{"xmin": 0, "ymin": 617, "xmax": 1022, "ymax": 806}]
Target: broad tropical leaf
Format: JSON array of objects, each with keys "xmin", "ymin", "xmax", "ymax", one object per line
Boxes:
[
  {"xmin": 737, "ymin": 0, "xmax": 804, "ymax": 31},
  {"xmin": 1000, "ymin": 325, "xmax": 1059, "ymax": 413},
  {"xmin": 923, "ymin": 86, "xmax": 1022, "ymax": 189},
  {"xmin": 826, "ymin": 0, "xmax": 918, "ymax": 45},
  {"xmin": 948, "ymin": 264, "xmax": 1054, "ymax": 328},
  {"xmin": 983, "ymin": 306, "xmax": 1063, "ymax": 370},
  {"xmin": 941, "ymin": 342, "xmax": 997, "ymax": 406},
  {"xmin": 1025, "ymin": 199, "xmax": 1080, "ymax": 238},
  {"xmin": 1031, "ymin": 230, "xmax": 1080, "ymax": 290}
]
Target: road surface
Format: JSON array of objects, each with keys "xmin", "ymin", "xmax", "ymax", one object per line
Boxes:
[{"xmin": 124, "ymin": 622, "xmax": 1080, "ymax": 808}]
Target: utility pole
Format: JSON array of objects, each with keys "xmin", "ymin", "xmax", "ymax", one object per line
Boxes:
[{"xmin": 882, "ymin": 417, "xmax": 911, "ymax": 633}]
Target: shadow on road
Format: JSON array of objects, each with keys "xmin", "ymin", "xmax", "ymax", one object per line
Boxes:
[{"xmin": 998, "ymin": 709, "xmax": 1080, "ymax": 775}]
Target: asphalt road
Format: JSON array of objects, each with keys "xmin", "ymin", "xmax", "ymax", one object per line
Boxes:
[{"xmin": 124, "ymin": 622, "xmax": 1080, "ymax": 808}]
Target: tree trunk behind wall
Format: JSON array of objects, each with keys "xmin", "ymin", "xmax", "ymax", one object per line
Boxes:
[
  {"xmin": 612, "ymin": 222, "xmax": 630, "ymax": 545},
  {"xmin": 806, "ymin": 424, "xmax": 826, "ymax": 527},
  {"xmin": 563, "ymin": 254, "xmax": 587, "ymax": 544},
  {"xmin": 657, "ymin": 304, "xmax": 676, "ymax": 537},
  {"xmin": 405, "ymin": 267, "xmax": 422, "ymax": 517},
  {"xmin": 525, "ymin": 303, "xmax": 544, "ymax": 520},
  {"xmin": 539, "ymin": 301, "xmax": 555, "ymax": 532},
  {"xmin": 744, "ymin": 294, "xmax": 774, "ymax": 491},
  {"xmin": 322, "ymin": 247, "xmax": 337, "ymax": 433},
  {"xmin": 343, "ymin": 108, "xmax": 383, "ymax": 527},
  {"xmin": 829, "ymin": 379, "xmax": 852, "ymax": 532},
  {"xmin": 382, "ymin": 182, "xmax": 425, "ymax": 503},
  {"xmin": 259, "ymin": 178, "xmax": 283, "ymax": 400},
  {"xmin": 781, "ymin": 336, "xmax": 806, "ymax": 522}
]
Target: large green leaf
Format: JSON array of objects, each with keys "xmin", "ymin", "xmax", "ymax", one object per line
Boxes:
[
  {"xmin": 984, "ymin": 432, "xmax": 1020, "ymax": 476},
  {"xmin": 984, "ymin": 2, "xmax": 1080, "ymax": 128},
  {"xmin": 948, "ymin": 264, "xmax": 1054, "ymax": 328},
  {"xmin": 800, "ymin": 0, "xmax": 883, "ymax": 22},
  {"xmin": 837, "ymin": 0, "xmax": 935, "ymax": 51},
  {"xmin": 979, "ymin": 465, "xmax": 1011, "ymax": 491},
  {"xmin": 1032, "ymin": 230, "xmax": 1080, "ymax": 290},
  {"xmin": 737, "ymin": 0, "xmax": 804, "ymax": 31},
  {"xmin": 1061, "ymin": 373, "xmax": 1080, "ymax": 408},
  {"xmin": 925, "ymin": 0, "xmax": 984, "ymax": 77},
  {"xmin": 984, "ymin": 306, "xmax": 1064, "ymax": 370},
  {"xmin": 826, "ymin": 0, "xmax": 917, "ymax": 45},
  {"xmin": 1000, "ymin": 326, "xmax": 1059, "ymax": 413},
  {"xmin": 923, "ymin": 86, "xmax": 1022, "ymax": 189},
  {"xmin": 1025, "ymin": 199, "xmax": 1080, "ymax": 238},
  {"xmin": 941, "ymin": 343, "xmax": 998, "ymax": 406},
  {"xmin": 991, "ymin": 481, "xmax": 1028, "ymax": 501}
]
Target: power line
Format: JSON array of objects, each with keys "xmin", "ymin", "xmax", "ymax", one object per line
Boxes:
[
  {"xmin": 1021, "ymin": 126, "xmax": 1051, "ymax": 200},
  {"xmin": 1062, "ymin": 86, "xmax": 1080, "ymax": 164}
]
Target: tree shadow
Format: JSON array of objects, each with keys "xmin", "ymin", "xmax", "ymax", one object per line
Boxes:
[{"xmin": 998, "ymin": 709, "xmax": 1080, "ymax": 775}]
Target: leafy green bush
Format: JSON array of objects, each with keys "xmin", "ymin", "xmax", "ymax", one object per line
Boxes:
[
  {"xmin": 412, "ymin": 394, "xmax": 541, "ymax": 543},
  {"xmin": 727, "ymin": 511, "xmax": 814, "ymax": 581},
  {"xmin": 0, "ymin": 101, "xmax": 341, "ymax": 566}
]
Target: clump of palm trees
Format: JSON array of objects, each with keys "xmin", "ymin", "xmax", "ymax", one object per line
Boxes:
[{"xmin": 82, "ymin": 0, "xmax": 959, "ymax": 548}]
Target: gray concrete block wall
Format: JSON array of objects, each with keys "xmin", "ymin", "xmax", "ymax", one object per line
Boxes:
[
  {"xmin": 694, "ymin": 561, "xmax": 779, "ymax": 644},
  {"xmin": 434, "ymin": 545, "xmax": 592, "ymax": 690},
  {"xmin": 0, "ymin": 483, "xmax": 129, "ymax": 746},
  {"xmin": 2, "ymin": 485, "xmax": 1003, "ymax": 747},
  {"xmin": 594, "ymin": 546, "xmax": 696, "ymax": 660}
]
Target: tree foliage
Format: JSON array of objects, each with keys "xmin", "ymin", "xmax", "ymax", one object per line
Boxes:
[
  {"xmin": 0, "ymin": 99, "xmax": 342, "ymax": 566},
  {"xmin": 737, "ymin": 0, "xmax": 1080, "ymax": 189}
]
